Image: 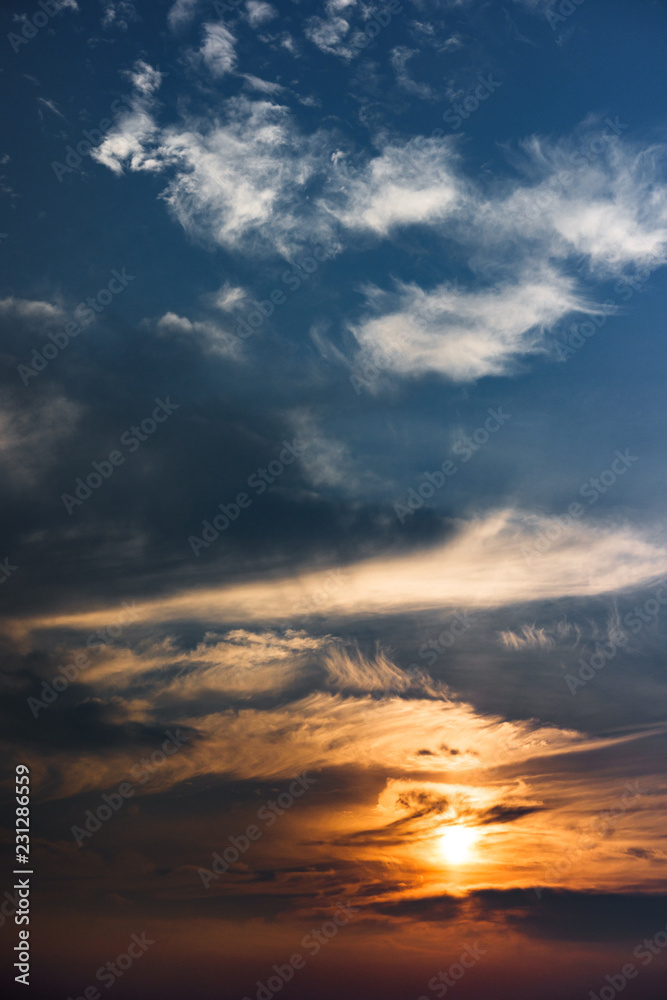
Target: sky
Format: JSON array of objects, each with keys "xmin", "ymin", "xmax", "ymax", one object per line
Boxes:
[{"xmin": 1, "ymin": 0, "xmax": 667, "ymax": 998}]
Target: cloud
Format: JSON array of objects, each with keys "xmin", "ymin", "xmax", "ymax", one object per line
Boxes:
[
  {"xmin": 488, "ymin": 138, "xmax": 667, "ymax": 276},
  {"xmin": 342, "ymin": 133, "xmax": 667, "ymax": 380},
  {"xmin": 373, "ymin": 888, "xmax": 667, "ymax": 943},
  {"xmin": 129, "ymin": 60, "xmax": 163, "ymax": 96},
  {"xmin": 240, "ymin": 74, "xmax": 285, "ymax": 94},
  {"xmin": 90, "ymin": 84, "xmax": 667, "ymax": 384},
  {"xmin": 338, "ymin": 780, "xmax": 543, "ymax": 849},
  {"xmin": 151, "ymin": 98, "xmax": 334, "ymax": 255},
  {"xmin": 0, "ymin": 296, "xmax": 65, "ymax": 326},
  {"xmin": 499, "ymin": 624, "xmax": 557, "ymax": 650},
  {"xmin": 470, "ymin": 888, "xmax": 667, "ymax": 943},
  {"xmin": 499, "ymin": 618, "xmax": 585, "ymax": 652},
  {"xmin": 323, "ymin": 645, "xmax": 445, "ymax": 696},
  {"xmin": 304, "ymin": 2, "xmax": 355, "ymax": 59},
  {"xmin": 101, "ymin": 0, "xmax": 137, "ymax": 30},
  {"xmin": 303, "ymin": 0, "xmax": 399, "ymax": 61},
  {"xmin": 352, "ymin": 266, "xmax": 597, "ymax": 381},
  {"xmin": 167, "ymin": 0, "xmax": 203, "ymax": 31},
  {"xmin": 328, "ymin": 137, "xmax": 462, "ymax": 236},
  {"xmin": 18, "ymin": 641, "xmax": 586, "ymax": 796},
  {"xmin": 17, "ymin": 619, "xmax": 664, "ymax": 903},
  {"xmin": 115, "ymin": 628, "xmax": 331, "ymax": 703},
  {"xmin": 245, "ymin": 1, "xmax": 277, "ymax": 27},
  {"xmin": 25, "ymin": 509, "xmax": 667, "ymax": 631},
  {"xmin": 390, "ymin": 47, "xmax": 435, "ymax": 99},
  {"xmin": 0, "ymin": 389, "xmax": 81, "ymax": 489},
  {"xmin": 207, "ymin": 281, "xmax": 247, "ymax": 312},
  {"xmin": 91, "ymin": 83, "xmax": 667, "ymax": 279},
  {"xmin": 288, "ymin": 410, "xmax": 375, "ymax": 492},
  {"xmin": 97, "ymin": 85, "xmax": 334, "ymax": 255},
  {"xmin": 153, "ymin": 311, "xmax": 240, "ymax": 356},
  {"xmin": 9, "ymin": 603, "xmax": 667, "ymax": 900},
  {"xmin": 91, "ymin": 60, "xmax": 163, "ymax": 175},
  {"xmin": 94, "ymin": 98, "xmax": 462, "ymax": 254},
  {"xmin": 194, "ymin": 23, "xmax": 238, "ymax": 78},
  {"xmin": 37, "ymin": 96, "xmax": 65, "ymax": 120}
]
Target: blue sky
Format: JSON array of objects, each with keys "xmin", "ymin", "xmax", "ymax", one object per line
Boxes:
[{"xmin": 2, "ymin": 2, "xmax": 667, "ymax": 999}]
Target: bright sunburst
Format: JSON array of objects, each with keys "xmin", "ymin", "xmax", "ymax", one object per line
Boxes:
[{"xmin": 439, "ymin": 825, "xmax": 479, "ymax": 865}]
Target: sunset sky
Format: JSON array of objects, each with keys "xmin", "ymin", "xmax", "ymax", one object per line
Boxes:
[{"xmin": 2, "ymin": 1, "xmax": 667, "ymax": 998}]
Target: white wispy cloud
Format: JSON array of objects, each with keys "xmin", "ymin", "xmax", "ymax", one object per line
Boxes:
[
  {"xmin": 352, "ymin": 266, "xmax": 597, "ymax": 381},
  {"xmin": 167, "ymin": 0, "xmax": 202, "ymax": 31},
  {"xmin": 30, "ymin": 509, "xmax": 667, "ymax": 632},
  {"xmin": 346, "ymin": 135, "xmax": 667, "ymax": 380},
  {"xmin": 91, "ymin": 75, "xmax": 667, "ymax": 380},
  {"xmin": 482, "ymin": 138, "xmax": 667, "ymax": 276},
  {"xmin": 91, "ymin": 60, "xmax": 162, "ymax": 175},
  {"xmin": 37, "ymin": 96, "xmax": 65, "ymax": 120},
  {"xmin": 206, "ymin": 281, "xmax": 247, "ymax": 312},
  {"xmin": 327, "ymin": 137, "xmax": 461, "ymax": 235},
  {"xmin": 153, "ymin": 311, "xmax": 240, "ymax": 356},
  {"xmin": 245, "ymin": 1, "xmax": 277, "ymax": 27},
  {"xmin": 240, "ymin": 73, "xmax": 285, "ymax": 93},
  {"xmin": 101, "ymin": 0, "xmax": 137, "ymax": 30},
  {"xmin": 151, "ymin": 98, "xmax": 333, "ymax": 255},
  {"xmin": 304, "ymin": 0, "xmax": 357, "ymax": 59},
  {"xmin": 390, "ymin": 47, "xmax": 435, "ymax": 99},
  {"xmin": 288, "ymin": 410, "xmax": 375, "ymax": 492},
  {"xmin": 94, "ymin": 81, "xmax": 329, "ymax": 253},
  {"xmin": 193, "ymin": 22, "xmax": 238, "ymax": 78}
]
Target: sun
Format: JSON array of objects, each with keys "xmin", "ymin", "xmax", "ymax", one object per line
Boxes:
[{"xmin": 438, "ymin": 825, "xmax": 479, "ymax": 865}]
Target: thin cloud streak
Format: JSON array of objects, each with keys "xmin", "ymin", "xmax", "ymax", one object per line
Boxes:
[{"xmin": 27, "ymin": 509, "xmax": 667, "ymax": 633}]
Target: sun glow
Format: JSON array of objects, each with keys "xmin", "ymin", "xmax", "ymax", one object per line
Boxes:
[{"xmin": 439, "ymin": 825, "xmax": 479, "ymax": 865}]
